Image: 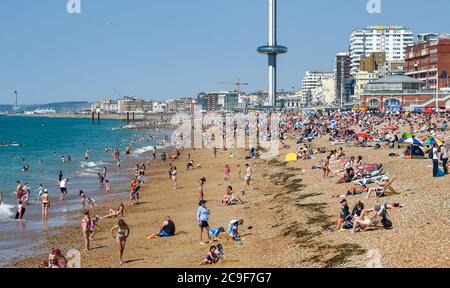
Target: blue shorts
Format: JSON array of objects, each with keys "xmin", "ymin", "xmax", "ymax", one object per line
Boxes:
[{"xmin": 159, "ymin": 230, "xmax": 173, "ymax": 237}]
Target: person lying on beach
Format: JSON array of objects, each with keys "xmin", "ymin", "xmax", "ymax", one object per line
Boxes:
[
  {"xmin": 199, "ymin": 245, "xmax": 219, "ymax": 265},
  {"xmin": 147, "ymin": 216, "xmax": 176, "ymax": 239},
  {"xmin": 208, "ymin": 227, "xmax": 225, "ymax": 242},
  {"xmin": 333, "ymin": 184, "xmax": 368, "ymax": 198},
  {"xmin": 79, "ymin": 190, "xmax": 97, "ymax": 208},
  {"xmin": 103, "ymin": 202, "xmax": 125, "ymax": 219}
]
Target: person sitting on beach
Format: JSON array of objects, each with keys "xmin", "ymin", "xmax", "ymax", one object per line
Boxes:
[
  {"xmin": 351, "ymin": 204, "xmax": 400, "ymax": 233},
  {"xmin": 214, "ymin": 243, "xmax": 225, "ymax": 261},
  {"xmin": 103, "ymin": 202, "xmax": 125, "ymax": 219},
  {"xmin": 147, "ymin": 216, "xmax": 176, "ymax": 239},
  {"xmin": 199, "ymin": 245, "xmax": 219, "ymax": 265},
  {"xmin": 79, "ymin": 190, "xmax": 97, "ymax": 208},
  {"xmin": 228, "ymin": 219, "xmax": 244, "ymax": 242},
  {"xmin": 49, "ymin": 249, "xmax": 67, "ymax": 268},
  {"xmin": 222, "ymin": 186, "xmax": 244, "ymax": 206},
  {"xmin": 336, "ymin": 168, "xmax": 354, "ymax": 184},
  {"xmin": 336, "ymin": 199, "xmax": 351, "ymax": 231},
  {"xmin": 209, "ymin": 227, "xmax": 225, "ymax": 242},
  {"xmin": 366, "ymin": 177, "xmax": 390, "ymax": 199}
]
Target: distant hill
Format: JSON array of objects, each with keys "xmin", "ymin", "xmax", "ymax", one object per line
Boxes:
[{"xmin": 0, "ymin": 101, "xmax": 91, "ymax": 113}]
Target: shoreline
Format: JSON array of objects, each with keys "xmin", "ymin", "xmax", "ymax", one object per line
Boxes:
[{"xmin": 7, "ymin": 130, "xmax": 450, "ymax": 268}]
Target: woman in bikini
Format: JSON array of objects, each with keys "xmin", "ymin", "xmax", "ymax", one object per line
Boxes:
[
  {"xmin": 322, "ymin": 156, "xmax": 331, "ymax": 178},
  {"xmin": 39, "ymin": 189, "xmax": 50, "ymax": 221},
  {"xmin": 104, "ymin": 202, "xmax": 125, "ymax": 219},
  {"xmin": 111, "ymin": 219, "xmax": 130, "ymax": 265},
  {"xmin": 81, "ymin": 209, "xmax": 91, "ymax": 251}
]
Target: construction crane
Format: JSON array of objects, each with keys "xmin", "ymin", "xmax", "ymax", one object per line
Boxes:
[{"xmin": 218, "ymin": 80, "xmax": 249, "ymax": 95}]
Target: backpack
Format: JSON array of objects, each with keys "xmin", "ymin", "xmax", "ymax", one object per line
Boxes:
[{"xmin": 427, "ymin": 149, "xmax": 433, "ymax": 159}]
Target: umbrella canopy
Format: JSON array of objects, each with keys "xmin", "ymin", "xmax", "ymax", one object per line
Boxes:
[
  {"xmin": 284, "ymin": 153, "xmax": 298, "ymax": 162},
  {"xmin": 400, "ymin": 137, "xmax": 422, "ymax": 145},
  {"xmin": 402, "ymin": 132, "xmax": 413, "ymax": 139},
  {"xmin": 422, "ymin": 137, "xmax": 443, "ymax": 146},
  {"xmin": 355, "ymin": 133, "xmax": 373, "ymax": 139}
]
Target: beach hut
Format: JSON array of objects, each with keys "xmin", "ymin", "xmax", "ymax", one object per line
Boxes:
[
  {"xmin": 284, "ymin": 153, "xmax": 298, "ymax": 162},
  {"xmin": 411, "ymin": 145, "xmax": 425, "ymax": 159}
]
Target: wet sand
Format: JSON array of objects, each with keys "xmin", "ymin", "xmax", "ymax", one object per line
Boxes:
[{"xmin": 10, "ymin": 131, "xmax": 450, "ymax": 268}]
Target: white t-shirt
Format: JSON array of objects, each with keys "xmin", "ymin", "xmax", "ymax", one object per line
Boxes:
[
  {"xmin": 432, "ymin": 147, "xmax": 439, "ymax": 160},
  {"xmin": 60, "ymin": 179, "xmax": 68, "ymax": 188}
]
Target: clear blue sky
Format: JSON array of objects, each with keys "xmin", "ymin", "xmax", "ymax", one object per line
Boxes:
[{"xmin": 1, "ymin": 0, "xmax": 449, "ymax": 104}]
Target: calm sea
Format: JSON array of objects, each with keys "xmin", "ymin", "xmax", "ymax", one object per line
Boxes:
[{"xmin": 0, "ymin": 116, "xmax": 167, "ymax": 263}]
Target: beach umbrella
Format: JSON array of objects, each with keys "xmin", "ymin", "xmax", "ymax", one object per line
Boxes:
[
  {"xmin": 284, "ymin": 153, "xmax": 297, "ymax": 162},
  {"xmin": 401, "ymin": 137, "xmax": 422, "ymax": 145},
  {"xmin": 355, "ymin": 133, "xmax": 373, "ymax": 139},
  {"xmin": 402, "ymin": 132, "xmax": 413, "ymax": 139},
  {"xmin": 422, "ymin": 137, "xmax": 443, "ymax": 146}
]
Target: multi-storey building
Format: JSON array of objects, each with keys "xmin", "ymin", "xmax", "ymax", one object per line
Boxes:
[
  {"xmin": 334, "ymin": 52, "xmax": 351, "ymax": 102},
  {"xmin": 301, "ymin": 71, "xmax": 334, "ymax": 106},
  {"xmin": 349, "ymin": 26, "xmax": 413, "ymax": 76},
  {"xmin": 404, "ymin": 34, "xmax": 450, "ymax": 89}
]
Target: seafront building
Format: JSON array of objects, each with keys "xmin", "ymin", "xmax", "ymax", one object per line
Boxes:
[
  {"xmin": 360, "ymin": 74, "xmax": 450, "ymax": 110},
  {"xmin": 334, "ymin": 52, "xmax": 351, "ymax": 104},
  {"xmin": 404, "ymin": 34, "xmax": 450, "ymax": 89},
  {"xmin": 349, "ymin": 26, "xmax": 413, "ymax": 76},
  {"xmin": 301, "ymin": 71, "xmax": 334, "ymax": 107}
]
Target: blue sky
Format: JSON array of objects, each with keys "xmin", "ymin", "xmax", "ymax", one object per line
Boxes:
[{"xmin": 1, "ymin": 0, "xmax": 449, "ymax": 104}]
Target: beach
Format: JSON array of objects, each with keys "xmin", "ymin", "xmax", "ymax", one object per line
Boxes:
[{"xmin": 9, "ymin": 129, "xmax": 450, "ymax": 268}]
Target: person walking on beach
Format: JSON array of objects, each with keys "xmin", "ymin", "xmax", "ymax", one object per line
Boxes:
[
  {"xmin": 16, "ymin": 181, "xmax": 23, "ymax": 203},
  {"xmin": 199, "ymin": 177, "xmax": 206, "ymax": 201},
  {"xmin": 432, "ymin": 144, "xmax": 440, "ymax": 177},
  {"xmin": 59, "ymin": 178, "xmax": 69, "ymax": 200},
  {"xmin": 224, "ymin": 164, "xmax": 231, "ymax": 182},
  {"xmin": 171, "ymin": 166, "xmax": 177, "ymax": 190},
  {"xmin": 105, "ymin": 179, "xmax": 112, "ymax": 197},
  {"xmin": 111, "ymin": 219, "xmax": 130, "ymax": 265},
  {"xmin": 440, "ymin": 143, "xmax": 448, "ymax": 175},
  {"xmin": 244, "ymin": 164, "xmax": 252, "ymax": 189},
  {"xmin": 323, "ymin": 156, "xmax": 331, "ymax": 178},
  {"xmin": 39, "ymin": 189, "xmax": 50, "ymax": 221},
  {"xmin": 197, "ymin": 200, "xmax": 211, "ymax": 245},
  {"xmin": 81, "ymin": 209, "xmax": 91, "ymax": 251}
]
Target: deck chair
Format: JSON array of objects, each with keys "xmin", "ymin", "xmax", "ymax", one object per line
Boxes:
[
  {"xmin": 373, "ymin": 177, "xmax": 400, "ymax": 197},
  {"xmin": 353, "ymin": 173, "xmax": 388, "ymax": 186},
  {"xmin": 225, "ymin": 190, "xmax": 246, "ymax": 206}
]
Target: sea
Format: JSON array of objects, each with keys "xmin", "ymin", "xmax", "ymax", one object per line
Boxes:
[{"xmin": 0, "ymin": 116, "xmax": 168, "ymax": 264}]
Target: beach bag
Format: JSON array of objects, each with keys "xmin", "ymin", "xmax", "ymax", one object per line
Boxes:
[
  {"xmin": 343, "ymin": 220, "xmax": 353, "ymax": 230},
  {"xmin": 382, "ymin": 217, "xmax": 392, "ymax": 229}
]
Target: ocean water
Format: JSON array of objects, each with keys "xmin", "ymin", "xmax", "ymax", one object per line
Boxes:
[{"xmin": 0, "ymin": 116, "xmax": 168, "ymax": 263}]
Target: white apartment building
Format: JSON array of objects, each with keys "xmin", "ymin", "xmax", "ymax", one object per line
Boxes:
[
  {"xmin": 301, "ymin": 71, "xmax": 334, "ymax": 106},
  {"xmin": 349, "ymin": 26, "xmax": 413, "ymax": 76}
]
